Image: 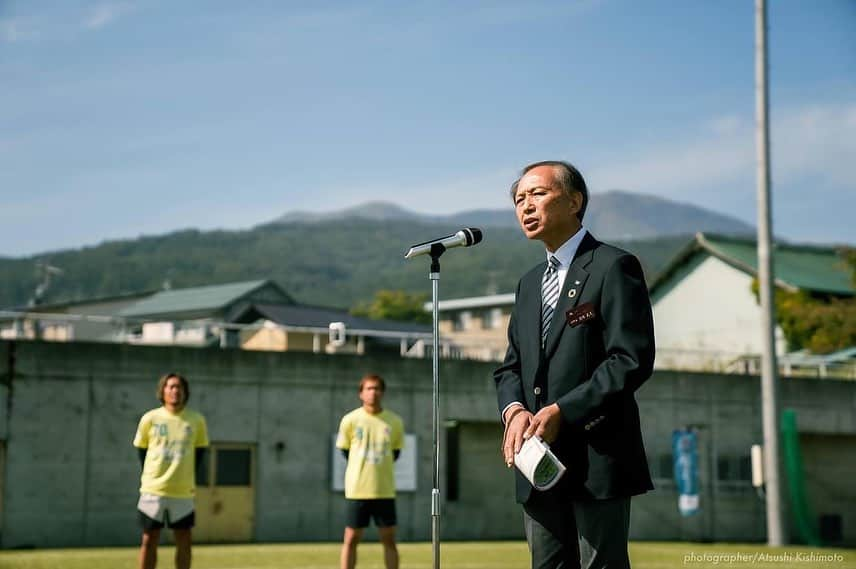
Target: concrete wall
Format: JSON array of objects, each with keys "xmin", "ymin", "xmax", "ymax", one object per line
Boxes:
[
  {"xmin": 1, "ymin": 340, "xmax": 854, "ymax": 548},
  {"xmin": 0, "ymin": 340, "xmax": 504, "ymax": 548}
]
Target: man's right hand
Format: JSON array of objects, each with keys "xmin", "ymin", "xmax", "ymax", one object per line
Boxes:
[{"xmin": 502, "ymin": 406, "xmax": 534, "ymax": 468}]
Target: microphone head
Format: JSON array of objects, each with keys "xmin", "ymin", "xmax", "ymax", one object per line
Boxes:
[{"xmin": 462, "ymin": 227, "xmax": 483, "ymax": 246}]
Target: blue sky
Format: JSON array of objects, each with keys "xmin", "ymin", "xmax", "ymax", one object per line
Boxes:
[{"xmin": 1, "ymin": 0, "xmax": 854, "ymax": 257}]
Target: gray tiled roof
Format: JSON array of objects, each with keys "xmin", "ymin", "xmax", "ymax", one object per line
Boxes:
[{"xmin": 248, "ymin": 303, "xmax": 430, "ymax": 333}]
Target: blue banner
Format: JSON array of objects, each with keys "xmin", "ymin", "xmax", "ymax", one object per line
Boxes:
[{"xmin": 672, "ymin": 429, "xmax": 699, "ymax": 516}]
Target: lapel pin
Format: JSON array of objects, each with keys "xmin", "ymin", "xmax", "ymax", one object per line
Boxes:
[
  {"xmin": 568, "ymin": 289, "xmax": 577, "ymax": 299},
  {"xmin": 574, "ymin": 280, "xmax": 580, "ymax": 285}
]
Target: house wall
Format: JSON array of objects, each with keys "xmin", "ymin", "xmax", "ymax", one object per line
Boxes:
[
  {"xmin": 59, "ymin": 297, "xmax": 150, "ymax": 341},
  {"xmin": 438, "ymin": 307, "xmax": 511, "ymax": 361},
  {"xmin": 27, "ymin": 297, "xmax": 149, "ymax": 342},
  {"xmin": 241, "ymin": 327, "xmax": 288, "ymax": 351},
  {"xmin": 652, "ymin": 255, "xmax": 786, "ymax": 370},
  {"xmin": 241, "ymin": 327, "xmax": 361, "ymax": 354},
  {"xmin": 286, "ymin": 330, "xmax": 328, "ymax": 352}
]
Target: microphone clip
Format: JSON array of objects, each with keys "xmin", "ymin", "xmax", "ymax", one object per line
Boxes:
[{"xmin": 429, "ymin": 243, "xmax": 446, "ymax": 273}]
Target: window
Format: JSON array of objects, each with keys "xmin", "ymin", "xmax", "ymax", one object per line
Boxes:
[
  {"xmin": 452, "ymin": 311, "xmax": 472, "ymax": 331},
  {"xmin": 198, "ymin": 445, "xmax": 254, "ymax": 487},
  {"xmin": 717, "ymin": 455, "xmax": 751, "ymax": 482},
  {"xmin": 216, "ymin": 448, "xmax": 252, "ymax": 486},
  {"xmin": 481, "ymin": 308, "xmax": 503, "ymax": 330},
  {"xmin": 657, "ymin": 454, "xmax": 674, "ymax": 480}
]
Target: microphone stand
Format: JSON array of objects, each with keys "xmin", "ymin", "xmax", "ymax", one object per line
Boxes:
[
  {"xmin": 406, "ymin": 233, "xmax": 481, "ymax": 568},
  {"xmin": 428, "ymin": 243, "xmax": 444, "ymax": 569}
]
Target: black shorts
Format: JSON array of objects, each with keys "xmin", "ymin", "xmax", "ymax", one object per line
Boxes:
[
  {"xmin": 345, "ymin": 499, "xmax": 397, "ymax": 529},
  {"xmin": 138, "ymin": 509, "xmax": 195, "ymax": 530}
]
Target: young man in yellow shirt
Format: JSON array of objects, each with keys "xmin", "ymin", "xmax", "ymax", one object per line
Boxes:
[
  {"xmin": 133, "ymin": 373, "xmax": 209, "ymax": 569},
  {"xmin": 336, "ymin": 374, "xmax": 404, "ymax": 569}
]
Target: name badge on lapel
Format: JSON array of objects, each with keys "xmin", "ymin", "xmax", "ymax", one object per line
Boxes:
[{"xmin": 566, "ymin": 302, "xmax": 596, "ymax": 327}]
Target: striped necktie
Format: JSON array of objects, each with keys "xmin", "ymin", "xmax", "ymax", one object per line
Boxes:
[{"xmin": 541, "ymin": 255, "xmax": 561, "ymax": 348}]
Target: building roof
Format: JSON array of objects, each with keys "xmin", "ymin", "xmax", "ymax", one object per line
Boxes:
[
  {"xmin": 424, "ymin": 293, "xmax": 516, "ymax": 312},
  {"xmin": 780, "ymin": 346, "xmax": 856, "ymax": 365},
  {"xmin": 650, "ymin": 233, "xmax": 854, "ymax": 297},
  {"xmin": 119, "ymin": 280, "xmax": 291, "ymax": 319},
  {"xmin": 245, "ymin": 303, "xmax": 430, "ymax": 334},
  {"xmin": 12, "ymin": 289, "xmax": 159, "ymax": 313}
]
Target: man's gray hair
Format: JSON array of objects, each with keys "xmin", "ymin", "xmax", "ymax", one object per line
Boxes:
[{"xmin": 509, "ymin": 160, "xmax": 589, "ymax": 222}]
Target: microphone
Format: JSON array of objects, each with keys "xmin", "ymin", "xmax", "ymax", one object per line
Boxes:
[{"xmin": 404, "ymin": 228, "xmax": 483, "ymax": 259}]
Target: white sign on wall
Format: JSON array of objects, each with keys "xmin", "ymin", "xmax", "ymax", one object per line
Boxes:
[{"xmin": 331, "ymin": 434, "xmax": 417, "ymax": 492}]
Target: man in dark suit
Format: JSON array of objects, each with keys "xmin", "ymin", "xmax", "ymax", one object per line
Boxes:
[{"xmin": 494, "ymin": 160, "xmax": 655, "ymax": 569}]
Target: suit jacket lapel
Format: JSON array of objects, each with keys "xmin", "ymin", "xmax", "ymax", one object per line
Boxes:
[
  {"xmin": 543, "ymin": 233, "xmax": 598, "ymax": 357},
  {"xmin": 519, "ymin": 262, "xmax": 545, "ymax": 362}
]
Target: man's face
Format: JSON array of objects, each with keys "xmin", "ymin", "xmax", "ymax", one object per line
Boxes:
[
  {"xmin": 163, "ymin": 376, "xmax": 186, "ymax": 407},
  {"xmin": 514, "ymin": 165, "xmax": 579, "ymax": 249},
  {"xmin": 359, "ymin": 380, "xmax": 384, "ymax": 407}
]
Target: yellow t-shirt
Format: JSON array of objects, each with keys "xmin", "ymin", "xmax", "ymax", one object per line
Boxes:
[
  {"xmin": 133, "ymin": 406, "xmax": 209, "ymax": 498},
  {"xmin": 336, "ymin": 407, "xmax": 404, "ymax": 499}
]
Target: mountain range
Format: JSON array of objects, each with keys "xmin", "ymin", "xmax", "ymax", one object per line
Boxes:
[
  {"xmin": 0, "ymin": 191, "xmax": 754, "ymax": 310},
  {"xmin": 275, "ymin": 190, "xmax": 754, "ymax": 240}
]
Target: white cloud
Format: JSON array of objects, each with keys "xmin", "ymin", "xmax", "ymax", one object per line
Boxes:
[
  {"xmin": 1, "ymin": 19, "xmax": 38, "ymax": 43},
  {"xmin": 1, "ymin": 20, "xmax": 19, "ymax": 43},
  {"xmin": 84, "ymin": 3, "xmax": 133, "ymax": 30},
  {"xmin": 454, "ymin": 0, "xmax": 603, "ymax": 27},
  {"xmin": 299, "ymin": 167, "xmax": 516, "ymax": 217},
  {"xmin": 275, "ymin": 100, "xmax": 856, "ymax": 227},
  {"xmin": 587, "ymin": 122, "xmax": 753, "ymax": 198},
  {"xmin": 773, "ymin": 103, "xmax": 856, "ymax": 187},
  {"xmin": 587, "ymin": 101, "xmax": 856, "ymax": 201},
  {"xmin": 707, "ymin": 114, "xmax": 744, "ymax": 136}
]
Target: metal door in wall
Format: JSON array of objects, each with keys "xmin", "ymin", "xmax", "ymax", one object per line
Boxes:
[
  {"xmin": 800, "ymin": 433, "xmax": 856, "ymax": 546},
  {"xmin": 0, "ymin": 440, "xmax": 5, "ymax": 537},
  {"xmin": 195, "ymin": 443, "xmax": 256, "ymax": 543},
  {"xmin": 443, "ymin": 421, "xmax": 519, "ymax": 539}
]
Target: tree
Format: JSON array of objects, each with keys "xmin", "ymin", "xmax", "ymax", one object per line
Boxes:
[
  {"xmin": 351, "ymin": 290, "xmax": 431, "ymax": 324},
  {"xmin": 774, "ymin": 290, "xmax": 856, "ymax": 354},
  {"xmin": 754, "ymin": 248, "xmax": 856, "ymax": 354},
  {"xmin": 845, "ymin": 248, "xmax": 856, "ymax": 288}
]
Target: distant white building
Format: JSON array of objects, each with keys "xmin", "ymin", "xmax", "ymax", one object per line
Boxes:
[
  {"xmin": 425, "ymin": 293, "xmax": 515, "ymax": 361},
  {"xmin": 649, "ymin": 233, "xmax": 854, "ymax": 372},
  {"xmin": 0, "ymin": 280, "xmax": 434, "ymax": 356}
]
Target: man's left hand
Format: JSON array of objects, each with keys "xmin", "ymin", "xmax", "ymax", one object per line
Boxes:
[{"xmin": 524, "ymin": 403, "xmax": 562, "ymax": 443}]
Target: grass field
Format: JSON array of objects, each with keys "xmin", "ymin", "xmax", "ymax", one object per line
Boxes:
[{"xmin": 0, "ymin": 541, "xmax": 854, "ymax": 569}]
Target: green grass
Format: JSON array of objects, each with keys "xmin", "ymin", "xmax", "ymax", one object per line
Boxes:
[{"xmin": 0, "ymin": 541, "xmax": 854, "ymax": 569}]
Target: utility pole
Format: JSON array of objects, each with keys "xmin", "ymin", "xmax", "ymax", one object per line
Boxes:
[
  {"xmin": 755, "ymin": 0, "xmax": 785, "ymax": 546},
  {"xmin": 29, "ymin": 261, "xmax": 63, "ymax": 307}
]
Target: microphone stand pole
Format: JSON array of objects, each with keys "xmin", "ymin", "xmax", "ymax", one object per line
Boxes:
[{"xmin": 428, "ymin": 243, "xmax": 444, "ymax": 569}]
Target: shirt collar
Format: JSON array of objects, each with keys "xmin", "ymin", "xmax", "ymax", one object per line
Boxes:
[{"xmin": 546, "ymin": 226, "xmax": 587, "ymax": 268}]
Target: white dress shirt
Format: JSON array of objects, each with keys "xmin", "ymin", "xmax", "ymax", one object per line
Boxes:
[
  {"xmin": 547, "ymin": 226, "xmax": 588, "ymax": 299},
  {"xmin": 502, "ymin": 226, "xmax": 588, "ymax": 423}
]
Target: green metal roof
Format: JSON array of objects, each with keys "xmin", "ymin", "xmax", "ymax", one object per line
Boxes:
[
  {"xmin": 119, "ymin": 280, "xmax": 284, "ymax": 318},
  {"xmin": 651, "ymin": 233, "xmax": 854, "ymax": 296}
]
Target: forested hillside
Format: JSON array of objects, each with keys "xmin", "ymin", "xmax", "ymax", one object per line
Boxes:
[{"xmin": 0, "ymin": 219, "xmax": 690, "ymax": 309}]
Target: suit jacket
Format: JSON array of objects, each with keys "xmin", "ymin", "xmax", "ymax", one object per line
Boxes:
[{"xmin": 494, "ymin": 232, "xmax": 655, "ymax": 504}]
